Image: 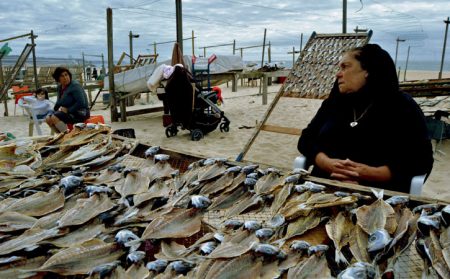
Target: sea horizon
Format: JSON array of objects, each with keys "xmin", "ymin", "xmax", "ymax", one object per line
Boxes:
[{"xmin": 1, "ymin": 54, "xmax": 449, "ymax": 73}]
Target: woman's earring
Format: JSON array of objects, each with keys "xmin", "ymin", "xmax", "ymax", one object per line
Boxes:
[{"xmin": 365, "ymin": 73, "xmax": 368, "ymax": 78}]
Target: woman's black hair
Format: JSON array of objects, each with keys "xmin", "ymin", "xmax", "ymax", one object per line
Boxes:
[
  {"xmin": 35, "ymin": 87, "xmax": 49, "ymax": 99},
  {"xmin": 52, "ymin": 67, "xmax": 72, "ymax": 82}
]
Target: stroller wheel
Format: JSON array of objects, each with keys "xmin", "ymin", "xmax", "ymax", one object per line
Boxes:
[
  {"xmin": 220, "ymin": 122, "xmax": 230, "ymax": 132},
  {"xmin": 191, "ymin": 129, "xmax": 203, "ymax": 141},
  {"xmin": 165, "ymin": 126, "xmax": 178, "ymax": 138}
]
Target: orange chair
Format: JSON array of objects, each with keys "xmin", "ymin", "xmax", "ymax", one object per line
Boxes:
[
  {"xmin": 12, "ymin": 85, "xmax": 32, "ymax": 115},
  {"xmin": 67, "ymin": 114, "xmax": 105, "ymax": 131}
]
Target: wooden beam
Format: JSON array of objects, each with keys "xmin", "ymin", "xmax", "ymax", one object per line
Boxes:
[
  {"xmin": 124, "ymin": 106, "xmax": 164, "ymax": 117},
  {"xmin": 261, "ymin": 124, "xmax": 302, "ymax": 136}
]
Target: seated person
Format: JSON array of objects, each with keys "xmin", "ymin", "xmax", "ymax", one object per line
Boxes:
[
  {"xmin": 20, "ymin": 88, "xmax": 54, "ymax": 120},
  {"xmin": 298, "ymin": 44, "xmax": 433, "ymax": 193},
  {"xmin": 46, "ymin": 67, "xmax": 90, "ymax": 133}
]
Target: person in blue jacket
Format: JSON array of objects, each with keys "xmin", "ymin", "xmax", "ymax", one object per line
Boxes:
[
  {"xmin": 46, "ymin": 67, "xmax": 90, "ymax": 133},
  {"xmin": 298, "ymin": 44, "xmax": 433, "ymax": 193}
]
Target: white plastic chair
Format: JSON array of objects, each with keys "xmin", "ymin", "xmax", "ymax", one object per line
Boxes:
[
  {"xmin": 17, "ymin": 98, "xmax": 46, "ymax": 136},
  {"xmin": 293, "ymin": 155, "xmax": 427, "ymax": 195}
]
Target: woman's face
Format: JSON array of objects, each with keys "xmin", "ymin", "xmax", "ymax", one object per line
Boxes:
[
  {"xmin": 336, "ymin": 51, "xmax": 368, "ymax": 94},
  {"xmin": 58, "ymin": 71, "xmax": 71, "ymax": 87}
]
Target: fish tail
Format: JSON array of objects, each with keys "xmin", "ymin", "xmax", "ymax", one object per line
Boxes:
[{"xmin": 335, "ymin": 250, "xmax": 348, "ymax": 265}]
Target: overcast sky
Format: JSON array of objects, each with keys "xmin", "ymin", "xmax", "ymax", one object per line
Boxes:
[{"xmin": 1, "ymin": 0, "xmax": 450, "ymax": 70}]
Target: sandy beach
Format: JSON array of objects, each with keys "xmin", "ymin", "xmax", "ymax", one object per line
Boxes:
[{"xmin": 1, "ymin": 70, "xmax": 449, "ymax": 201}]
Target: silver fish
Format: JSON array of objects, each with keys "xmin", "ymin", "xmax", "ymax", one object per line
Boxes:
[
  {"xmin": 292, "ymin": 168, "xmax": 309, "ymax": 175},
  {"xmin": 253, "ymin": 243, "xmax": 280, "ymax": 256},
  {"xmin": 385, "ymin": 195, "xmax": 409, "ymax": 206},
  {"xmin": 223, "ymin": 220, "xmax": 244, "ymax": 230},
  {"xmin": 285, "ymin": 174, "xmax": 300, "ymax": 184},
  {"xmin": 171, "ymin": 170, "xmax": 180, "ymax": 178},
  {"xmin": 417, "ymin": 215, "xmax": 440, "ymax": 236},
  {"xmin": 144, "ymin": 146, "xmax": 160, "ymax": 157},
  {"xmin": 214, "ymin": 233, "xmax": 225, "ymax": 242},
  {"xmin": 290, "ymin": 240, "xmax": 311, "ymax": 252},
  {"xmin": 89, "ymin": 261, "xmax": 120, "ymax": 277},
  {"xmin": 334, "ymin": 191, "xmax": 351, "ymax": 197},
  {"xmin": 190, "ymin": 195, "xmax": 211, "ymax": 209},
  {"xmin": 74, "ymin": 123, "xmax": 86, "ymax": 129},
  {"xmin": 266, "ymin": 167, "xmax": 281, "ymax": 174},
  {"xmin": 154, "ymin": 154, "xmax": 170, "ymax": 163},
  {"xmin": 308, "ymin": 244, "xmax": 329, "ymax": 256},
  {"xmin": 244, "ymin": 220, "xmax": 262, "ymax": 231},
  {"xmin": 203, "ymin": 157, "xmax": 227, "ymax": 165},
  {"xmin": 244, "ymin": 177, "xmax": 258, "ymax": 186},
  {"xmin": 255, "ymin": 228, "xmax": 275, "ymax": 240},
  {"xmin": 337, "ymin": 262, "xmax": 377, "ymax": 279},
  {"xmin": 127, "ymin": 251, "xmax": 146, "ymax": 263},
  {"xmin": 146, "ymin": 259, "xmax": 168, "ymax": 273},
  {"xmin": 169, "ymin": 260, "xmax": 194, "ymax": 274},
  {"xmin": 267, "ymin": 214, "xmax": 285, "ymax": 228},
  {"xmin": 441, "ymin": 205, "xmax": 450, "ymax": 227},
  {"xmin": 60, "ymin": 175, "xmax": 83, "ymax": 195},
  {"xmin": 412, "ymin": 204, "xmax": 440, "ymax": 215},
  {"xmin": 241, "ymin": 164, "xmax": 259, "ymax": 174},
  {"xmin": 367, "ymin": 229, "xmax": 391, "ymax": 252},
  {"xmin": 246, "ymin": 173, "xmax": 259, "ymax": 180},
  {"xmin": 115, "ymin": 229, "xmax": 140, "ymax": 246},
  {"xmin": 225, "ymin": 166, "xmax": 242, "ymax": 173},
  {"xmin": 200, "ymin": 241, "xmax": 217, "ymax": 255},
  {"xmin": 85, "ymin": 185, "xmax": 112, "ymax": 197}
]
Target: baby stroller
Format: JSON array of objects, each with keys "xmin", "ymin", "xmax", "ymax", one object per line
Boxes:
[{"xmin": 164, "ymin": 55, "xmax": 230, "ymax": 141}]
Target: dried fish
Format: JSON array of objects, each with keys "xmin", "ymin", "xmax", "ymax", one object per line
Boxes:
[
  {"xmin": 190, "ymin": 195, "xmax": 211, "ymax": 209},
  {"xmin": 168, "ymin": 260, "xmax": 194, "ymax": 274},
  {"xmin": 38, "ymin": 239, "xmax": 125, "ymax": 276},
  {"xmin": 385, "ymin": 195, "xmax": 409, "ymax": 206},
  {"xmin": 267, "ymin": 214, "xmax": 285, "ymax": 228},
  {"xmin": 144, "ymin": 146, "xmax": 160, "ymax": 157},
  {"xmin": 141, "ymin": 208, "xmax": 202, "ymax": 239},
  {"xmin": 252, "ymin": 243, "xmax": 280, "ymax": 256},
  {"xmin": 295, "ymin": 181, "xmax": 326, "ymax": 193},
  {"xmin": 0, "ymin": 211, "xmax": 37, "ymax": 232},
  {"xmin": 0, "ymin": 188, "xmax": 64, "ymax": 217},
  {"xmin": 325, "ymin": 212, "xmax": 353, "ymax": 264},
  {"xmin": 290, "ymin": 240, "xmax": 311, "ymax": 252},
  {"xmin": 367, "ymin": 229, "xmax": 392, "ymax": 253},
  {"xmin": 127, "ymin": 251, "xmax": 146, "ymax": 263},
  {"xmin": 85, "ymin": 185, "xmax": 113, "ymax": 197},
  {"xmin": 256, "ymin": 228, "xmax": 275, "ymax": 240},
  {"xmin": 254, "ymin": 172, "xmax": 284, "ymax": 195},
  {"xmin": 222, "ymin": 220, "xmax": 244, "ymax": 230},
  {"xmin": 244, "ymin": 220, "xmax": 262, "ymax": 231},
  {"xmin": 0, "ymin": 227, "xmax": 61, "ymax": 256},
  {"xmin": 89, "ymin": 261, "xmax": 120, "ymax": 278},
  {"xmin": 356, "ymin": 198, "xmax": 397, "ymax": 235},
  {"xmin": 146, "ymin": 259, "xmax": 169, "ymax": 273},
  {"xmin": 308, "ymin": 244, "xmax": 329, "ymax": 256},
  {"xmin": 337, "ymin": 262, "xmax": 377, "ymax": 279},
  {"xmin": 200, "ymin": 241, "xmax": 218, "ymax": 255}
]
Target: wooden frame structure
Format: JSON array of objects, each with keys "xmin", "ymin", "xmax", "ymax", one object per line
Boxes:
[{"xmin": 236, "ymin": 31, "xmax": 372, "ymax": 168}]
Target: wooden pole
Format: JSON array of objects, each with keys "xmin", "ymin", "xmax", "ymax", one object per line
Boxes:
[
  {"xmin": 268, "ymin": 41, "xmax": 271, "ymax": 63},
  {"xmin": 191, "ymin": 30, "xmax": 195, "ymax": 56},
  {"xmin": 261, "ymin": 28, "xmax": 267, "ymax": 68},
  {"xmin": 175, "ymin": 0, "xmax": 183, "ymax": 54},
  {"xmin": 342, "ymin": 0, "xmax": 347, "ymax": 33},
  {"xmin": 439, "ymin": 17, "xmax": 450, "ymax": 79},
  {"xmin": 106, "ymin": 7, "xmax": 118, "ymax": 122},
  {"xmin": 153, "ymin": 42, "xmax": 157, "ymax": 57},
  {"xmin": 403, "ymin": 46, "xmax": 410, "ymax": 81},
  {"xmin": 233, "ymin": 40, "xmax": 236, "ymax": 55},
  {"xmin": 30, "ymin": 30, "xmax": 38, "ymax": 89}
]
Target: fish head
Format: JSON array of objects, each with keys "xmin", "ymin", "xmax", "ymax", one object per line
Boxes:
[
  {"xmin": 190, "ymin": 195, "xmax": 211, "ymax": 209},
  {"xmin": 290, "ymin": 240, "xmax": 311, "ymax": 252},
  {"xmin": 337, "ymin": 262, "xmax": 377, "ymax": 279},
  {"xmin": 307, "ymin": 244, "xmax": 329, "ymax": 256},
  {"xmin": 440, "ymin": 205, "xmax": 450, "ymax": 227},
  {"xmin": 241, "ymin": 164, "xmax": 259, "ymax": 174},
  {"xmin": 89, "ymin": 261, "xmax": 120, "ymax": 278},
  {"xmin": 417, "ymin": 214, "xmax": 440, "ymax": 236},
  {"xmin": 244, "ymin": 220, "xmax": 262, "ymax": 231},
  {"xmin": 255, "ymin": 228, "xmax": 275, "ymax": 240},
  {"xmin": 200, "ymin": 241, "xmax": 218, "ymax": 255},
  {"xmin": 385, "ymin": 195, "xmax": 409, "ymax": 207},
  {"xmin": 154, "ymin": 154, "xmax": 170, "ymax": 163},
  {"xmin": 144, "ymin": 146, "xmax": 160, "ymax": 158},
  {"xmin": 169, "ymin": 261, "xmax": 194, "ymax": 275},
  {"xmin": 222, "ymin": 220, "xmax": 244, "ymax": 230},
  {"xmin": 146, "ymin": 259, "xmax": 168, "ymax": 273},
  {"xmin": 266, "ymin": 214, "xmax": 285, "ymax": 229},
  {"xmin": 127, "ymin": 251, "xmax": 146, "ymax": 263},
  {"xmin": 115, "ymin": 229, "xmax": 140, "ymax": 245},
  {"xmin": 367, "ymin": 229, "xmax": 391, "ymax": 253}
]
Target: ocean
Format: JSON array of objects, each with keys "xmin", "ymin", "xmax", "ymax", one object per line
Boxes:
[{"xmin": 2, "ymin": 55, "xmax": 448, "ymax": 72}]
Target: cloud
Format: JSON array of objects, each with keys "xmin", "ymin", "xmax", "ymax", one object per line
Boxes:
[{"xmin": 1, "ymin": 0, "xmax": 449, "ymax": 71}]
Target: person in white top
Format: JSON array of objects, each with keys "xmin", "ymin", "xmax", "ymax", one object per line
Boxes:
[{"xmin": 21, "ymin": 88, "xmax": 54, "ymax": 119}]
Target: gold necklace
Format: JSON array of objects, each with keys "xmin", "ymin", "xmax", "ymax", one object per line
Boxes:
[{"xmin": 350, "ymin": 103, "xmax": 373, "ymax": 127}]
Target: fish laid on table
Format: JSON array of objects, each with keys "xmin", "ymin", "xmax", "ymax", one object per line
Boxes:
[
  {"xmin": 57, "ymin": 193, "xmax": 115, "ymax": 227},
  {"xmin": 141, "ymin": 208, "xmax": 203, "ymax": 239},
  {"xmin": 200, "ymin": 171, "xmax": 235, "ymax": 195},
  {"xmin": 44, "ymin": 223, "xmax": 106, "ymax": 248},
  {"xmin": 325, "ymin": 211, "xmax": 354, "ymax": 265},
  {"xmin": 283, "ymin": 210, "xmax": 325, "ymax": 241},
  {"xmin": 0, "ymin": 256, "xmax": 48, "ymax": 279},
  {"xmin": 287, "ymin": 253, "xmax": 333, "ymax": 279},
  {"xmin": 271, "ymin": 184, "xmax": 293, "ymax": 215},
  {"xmin": 356, "ymin": 197, "xmax": 397, "ymax": 235},
  {"xmin": 196, "ymin": 162, "xmax": 228, "ymax": 182},
  {"xmin": 0, "ymin": 211, "xmax": 37, "ymax": 232},
  {"xmin": 207, "ymin": 253, "xmax": 263, "ymax": 279},
  {"xmin": 141, "ymin": 159, "xmax": 175, "ymax": 183},
  {"xmin": 38, "ymin": 238, "xmax": 125, "ymax": 276},
  {"xmin": 208, "ymin": 230, "xmax": 259, "ymax": 259},
  {"xmin": 115, "ymin": 169, "xmax": 150, "ymax": 198},
  {"xmin": 0, "ymin": 188, "xmax": 64, "ymax": 217},
  {"xmin": 0, "ymin": 227, "xmax": 61, "ymax": 256},
  {"xmin": 254, "ymin": 171, "xmax": 284, "ymax": 195},
  {"xmin": 133, "ymin": 179, "xmax": 174, "ymax": 207}
]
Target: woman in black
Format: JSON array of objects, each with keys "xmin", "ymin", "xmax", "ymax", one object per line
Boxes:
[
  {"xmin": 46, "ymin": 67, "xmax": 90, "ymax": 133},
  {"xmin": 298, "ymin": 44, "xmax": 433, "ymax": 193}
]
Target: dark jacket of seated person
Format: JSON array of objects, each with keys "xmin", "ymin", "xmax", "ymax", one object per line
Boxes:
[
  {"xmin": 298, "ymin": 44, "xmax": 433, "ymax": 193},
  {"xmin": 54, "ymin": 80, "xmax": 90, "ymax": 124}
]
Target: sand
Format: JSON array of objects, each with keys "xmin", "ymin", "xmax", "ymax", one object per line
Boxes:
[{"xmin": 1, "ymin": 70, "xmax": 449, "ymax": 201}]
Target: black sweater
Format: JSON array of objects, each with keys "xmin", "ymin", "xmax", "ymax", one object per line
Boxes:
[{"xmin": 298, "ymin": 90, "xmax": 434, "ymax": 193}]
